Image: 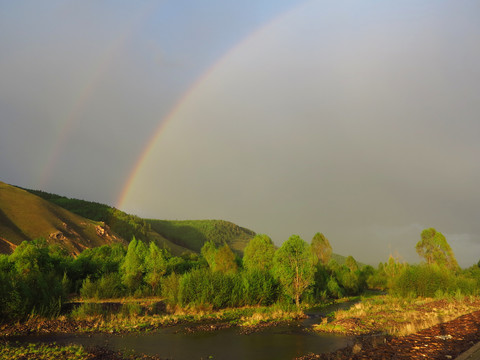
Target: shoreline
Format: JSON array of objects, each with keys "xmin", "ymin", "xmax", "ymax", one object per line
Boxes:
[{"xmin": 297, "ymin": 309, "xmax": 480, "ymax": 359}]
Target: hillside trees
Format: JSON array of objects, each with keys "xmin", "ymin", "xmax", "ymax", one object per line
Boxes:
[{"xmin": 273, "ymin": 235, "xmax": 315, "ymax": 306}]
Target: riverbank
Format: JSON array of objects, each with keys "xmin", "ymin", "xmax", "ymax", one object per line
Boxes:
[
  {"xmin": 0, "ymin": 303, "xmax": 305, "ymax": 337},
  {"xmin": 0, "ymin": 341, "xmax": 163, "ymax": 360},
  {"xmin": 314, "ymin": 295, "xmax": 480, "ymax": 336},
  {"xmin": 298, "ymin": 308, "xmax": 480, "ymax": 359}
]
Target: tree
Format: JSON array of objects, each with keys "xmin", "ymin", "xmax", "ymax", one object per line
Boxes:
[
  {"xmin": 201, "ymin": 240, "xmax": 217, "ymax": 270},
  {"xmin": 415, "ymin": 228, "xmax": 459, "ymax": 271},
  {"xmin": 345, "ymin": 255, "xmax": 359, "ymax": 272},
  {"xmin": 145, "ymin": 242, "xmax": 167, "ymax": 294},
  {"xmin": 121, "ymin": 237, "xmax": 147, "ymax": 293},
  {"xmin": 273, "ymin": 235, "xmax": 315, "ymax": 307},
  {"xmin": 243, "ymin": 234, "xmax": 275, "ymax": 271},
  {"xmin": 214, "ymin": 244, "xmax": 238, "ymax": 274},
  {"xmin": 311, "ymin": 232, "xmax": 332, "ymax": 265}
]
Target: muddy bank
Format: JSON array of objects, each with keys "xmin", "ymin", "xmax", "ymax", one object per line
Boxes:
[{"xmin": 298, "ymin": 310, "xmax": 480, "ymax": 359}]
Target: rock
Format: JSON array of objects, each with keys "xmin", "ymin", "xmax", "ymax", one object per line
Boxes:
[{"xmin": 352, "ymin": 343, "xmax": 362, "ymax": 354}]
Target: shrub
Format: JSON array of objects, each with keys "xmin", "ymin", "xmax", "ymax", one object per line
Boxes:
[{"xmin": 391, "ymin": 264, "xmax": 477, "ymax": 298}]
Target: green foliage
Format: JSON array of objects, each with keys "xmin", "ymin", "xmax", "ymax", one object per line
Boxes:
[
  {"xmin": 345, "ymin": 256, "xmax": 359, "ymax": 272},
  {"xmin": 326, "ymin": 276, "xmax": 344, "ymax": 298},
  {"xmin": 214, "ymin": 244, "xmax": 238, "ymax": 274},
  {"xmin": 148, "ymin": 219, "xmax": 255, "ymax": 254},
  {"xmin": 121, "ymin": 237, "xmax": 147, "ymax": 294},
  {"xmin": 311, "ymin": 232, "xmax": 332, "ymax": 265},
  {"xmin": 201, "ymin": 240, "xmax": 217, "ymax": 270},
  {"xmin": 416, "ymin": 228, "xmax": 459, "ymax": 271},
  {"xmin": 161, "ymin": 272, "xmax": 181, "ymax": 305},
  {"xmin": 242, "ymin": 269, "xmax": 280, "ymax": 306},
  {"xmin": 178, "ymin": 268, "xmax": 244, "ymax": 309},
  {"xmin": 391, "ymin": 264, "xmax": 477, "ymax": 298},
  {"xmin": 144, "ymin": 242, "xmax": 167, "ymax": 295},
  {"xmin": 80, "ymin": 273, "xmax": 124, "ymax": 299},
  {"xmin": 273, "ymin": 235, "xmax": 315, "ymax": 306},
  {"xmin": 243, "ymin": 234, "xmax": 275, "ymax": 271},
  {"xmin": 0, "ymin": 239, "xmax": 67, "ymax": 320}
]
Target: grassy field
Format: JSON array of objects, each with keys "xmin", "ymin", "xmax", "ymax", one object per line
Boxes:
[
  {"xmin": 314, "ymin": 294, "xmax": 480, "ymax": 336},
  {"xmin": 0, "ymin": 181, "xmax": 124, "ymax": 255}
]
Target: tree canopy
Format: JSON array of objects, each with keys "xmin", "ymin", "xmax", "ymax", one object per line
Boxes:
[
  {"xmin": 243, "ymin": 234, "xmax": 275, "ymax": 271},
  {"xmin": 311, "ymin": 232, "xmax": 332, "ymax": 265},
  {"xmin": 415, "ymin": 228, "xmax": 459, "ymax": 271},
  {"xmin": 273, "ymin": 235, "xmax": 315, "ymax": 306}
]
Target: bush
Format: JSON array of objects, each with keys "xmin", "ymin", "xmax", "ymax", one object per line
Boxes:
[
  {"xmin": 79, "ymin": 273, "xmax": 125, "ymax": 299},
  {"xmin": 242, "ymin": 269, "xmax": 280, "ymax": 306},
  {"xmin": 161, "ymin": 272, "xmax": 181, "ymax": 306},
  {"xmin": 391, "ymin": 264, "xmax": 477, "ymax": 298},
  {"xmin": 178, "ymin": 268, "xmax": 245, "ymax": 309}
]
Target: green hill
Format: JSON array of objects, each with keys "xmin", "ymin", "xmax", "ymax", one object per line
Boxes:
[
  {"xmin": 23, "ymin": 187, "xmax": 255, "ymax": 256},
  {"xmin": 24, "ymin": 188, "xmax": 191, "ymax": 256},
  {"xmin": 147, "ymin": 219, "xmax": 256, "ymax": 255},
  {"xmin": 0, "ymin": 181, "xmax": 126, "ymax": 255},
  {"xmin": 331, "ymin": 253, "xmax": 367, "ymax": 268}
]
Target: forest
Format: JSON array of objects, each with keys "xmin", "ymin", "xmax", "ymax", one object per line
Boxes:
[{"xmin": 1, "ymin": 227, "xmax": 479, "ymax": 321}]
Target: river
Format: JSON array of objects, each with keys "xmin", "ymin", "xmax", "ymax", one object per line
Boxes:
[{"xmin": 12, "ymin": 304, "xmax": 354, "ymax": 360}]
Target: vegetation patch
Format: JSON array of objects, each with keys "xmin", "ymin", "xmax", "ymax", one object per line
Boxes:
[
  {"xmin": 0, "ymin": 342, "xmax": 89, "ymax": 360},
  {"xmin": 314, "ymin": 294, "xmax": 480, "ymax": 336},
  {"xmin": 0, "ymin": 341, "xmax": 164, "ymax": 360}
]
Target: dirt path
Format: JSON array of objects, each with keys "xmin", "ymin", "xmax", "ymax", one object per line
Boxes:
[{"xmin": 298, "ymin": 310, "xmax": 480, "ymax": 359}]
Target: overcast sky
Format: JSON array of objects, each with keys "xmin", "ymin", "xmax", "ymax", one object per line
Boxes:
[{"xmin": 1, "ymin": 0, "xmax": 479, "ymax": 267}]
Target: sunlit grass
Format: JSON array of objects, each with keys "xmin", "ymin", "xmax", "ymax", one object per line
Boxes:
[
  {"xmin": 0, "ymin": 342, "xmax": 89, "ymax": 360},
  {"xmin": 314, "ymin": 294, "xmax": 480, "ymax": 336}
]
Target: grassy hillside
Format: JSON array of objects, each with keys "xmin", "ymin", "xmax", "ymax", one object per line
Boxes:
[
  {"xmin": 25, "ymin": 188, "xmax": 191, "ymax": 256},
  {"xmin": 26, "ymin": 188, "xmax": 256, "ymax": 255},
  {"xmin": 147, "ymin": 219, "xmax": 256, "ymax": 255},
  {"xmin": 0, "ymin": 181, "xmax": 125, "ymax": 255}
]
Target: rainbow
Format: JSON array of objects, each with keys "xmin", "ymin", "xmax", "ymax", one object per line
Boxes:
[
  {"xmin": 37, "ymin": 2, "xmax": 160, "ymax": 189},
  {"xmin": 115, "ymin": 1, "xmax": 311, "ymax": 211}
]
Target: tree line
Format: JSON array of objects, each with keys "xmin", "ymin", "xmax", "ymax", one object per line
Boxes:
[{"xmin": 1, "ymin": 228, "xmax": 479, "ymax": 321}]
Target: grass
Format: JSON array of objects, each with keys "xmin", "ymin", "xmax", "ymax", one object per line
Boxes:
[
  {"xmin": 0, "ymin": 302, "xmax": 307, "ymax": 336},
  {"xmin": 0, "ymin": 341, "xmax": 164, "ymax": 360},
  {"xmin": 0, "ymin": 181, "xmax": 122, "ymax": 255},
  {"xmin": 0, "ymin": 342, "xmax": 89, "ymax": 360},
  {"xmin": 70, "ymin": 303, "xmax": 305, "ymax": 332},
  {"xmin": 314, "ymin": 294, "xmax": 480, "ymax": 336}
]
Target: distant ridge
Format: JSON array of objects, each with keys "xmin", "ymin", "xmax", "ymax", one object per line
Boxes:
[
  {"xmin": 3, "ymin": 182, "xmax": 352, "ymax": 262},
  {"xmin": 20, "ymin": 184, "xmax": 256, "ymax": 256}
]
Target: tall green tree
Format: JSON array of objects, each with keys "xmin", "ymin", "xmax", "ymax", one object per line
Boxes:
[
  {"xmin": 345, "ymin": 255, "xmax": 359, "ymax": 272},
  {"xmin": 311, "ymin": 232, "xmax": 332, "ymax": 265},
  {"xmin": 121, "ymin": 237, "xmax": 147, "ymax": 293},
  {"xmin": 415, "ymin": 228, "xmax": 459, "ymax": 271},
  {"xmin": 243, "ymin": 234, "xmax": 275, "ymax": 271},
  {"xmin": 145, "ymin": 242, "xmax": 167, "ymax": 295},
  {"xmin": 273, "ymin": 235, "xmax": 315, "ymax": 307},
  {"xmin": 201, "ymin": 240, "xmax": 217, "ymax": 270}
]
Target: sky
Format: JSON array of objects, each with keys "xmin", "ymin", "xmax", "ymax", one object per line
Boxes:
[{"xmin": 1, "ymin": 0, "xmax": 479, "ymax": 267}]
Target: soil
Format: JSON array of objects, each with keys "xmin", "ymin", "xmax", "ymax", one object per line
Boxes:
[
  {"xmin": 297, "ymin": 310, "xmax": 480, "ymax": 359},
  {"xmin": 85, "ymin": 346, "xmax": 163, "ymax": 360}
]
